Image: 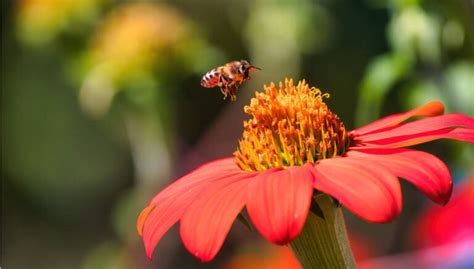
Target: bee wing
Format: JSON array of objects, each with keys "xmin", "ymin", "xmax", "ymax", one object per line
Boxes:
[{"xmin": 201, "ymin": 68, "xmax": 221, "ymax": 88}]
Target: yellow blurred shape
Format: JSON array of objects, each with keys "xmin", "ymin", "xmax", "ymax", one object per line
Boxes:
[
  {"xmin": 90, "ymin": 3, "xmax": 190, "ymax": 79},
  {"xmin": 16, "ymin": 0, "xmax": 103, "ymax": 45}
]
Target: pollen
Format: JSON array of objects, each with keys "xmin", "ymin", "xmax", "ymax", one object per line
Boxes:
[{"xmin": 234, "ymin": 79, "xmax": 348, "ymax": 171}]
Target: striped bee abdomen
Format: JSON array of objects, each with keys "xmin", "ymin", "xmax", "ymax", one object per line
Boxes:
[{"xmin": 201, "ymin": 68, "xmax": 221, "ymax": 88}]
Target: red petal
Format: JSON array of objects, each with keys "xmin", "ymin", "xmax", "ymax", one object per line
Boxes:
[
  {"xmin": 353, "ymin": 101, "xmax": 444, "ymax": 136},
  {"xmin": 149, "ymin": 158, "xmax": 245, "ymax": 204},
  {"xmin": 356, "ymin": 114, "xmax": 474, "ymax": 142},
  {"xmin": 354, "ymin": 128, "xmax": 474, "ymax": 148},
  {"xmin": 312, "ymin": 158, "xmax": 402, "ymax": 223},
  {"xmin": 246, "ymin": 165, "xmax": 314, "ymax": 244},
  {"xmin": 137, "ymin": 204, "xmax": 155, "ymax": 236},
  {"xmin": 140, "ymin": 158, "xmax": 255, "ymax": 259},
  {"xmin": 347, "ymin": 149, "xmax": 452, "ymax": 205},
  {"xmin": 180, "ymin": 178, "xmax": 249, "ymax": 262}
]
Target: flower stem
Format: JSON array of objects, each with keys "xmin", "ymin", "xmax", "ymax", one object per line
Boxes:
[{"xmin": 289, "ymin": 194, "xmax": 356, "ymax": 269}]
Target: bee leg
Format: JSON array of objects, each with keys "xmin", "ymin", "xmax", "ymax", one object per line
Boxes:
[
  {"xmin": 218, "ymin": 76, "xmax": 229, "ymax": 100},
  {"xmin": 230, "ymin": 85, "xmax": 238, "ymax": 101},
  {"xmin": 225, "ymin": 84, "xmax": 233, "ymax": 100},
  {"xmin": 224, "ymin": 85, "xmax": 233, "ymax": 101},
  {"xmin": 219, "ymin": 86, "xmax": 226, "ymax": 96},
  {"xmin": 220, "ymin": 86, "xmax": 228, "ymax": 100}
]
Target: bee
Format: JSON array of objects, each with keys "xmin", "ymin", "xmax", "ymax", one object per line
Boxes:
[{"xmin": 201, "ymin": 60, "xmax": 261, "ymax": 101}]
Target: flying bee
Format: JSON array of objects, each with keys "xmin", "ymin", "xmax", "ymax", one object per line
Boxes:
[{"xmin": 201, "ymin": 60, "xmax": 261, "ymax": 101}]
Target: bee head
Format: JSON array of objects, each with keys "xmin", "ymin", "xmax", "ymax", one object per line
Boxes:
[{"xmin": 239, "ymin": 60, "xmax": 261, "ymax": 75}]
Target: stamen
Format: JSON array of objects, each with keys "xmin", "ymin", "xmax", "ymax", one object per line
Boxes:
[{"xmin": 234, "ymin": 79, "xmax": 348, "ymax": 171}]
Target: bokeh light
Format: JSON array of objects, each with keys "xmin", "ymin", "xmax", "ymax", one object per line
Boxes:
[{"xmin": 3, "ymin": 0, "xmax": 473, "ymax": 268}]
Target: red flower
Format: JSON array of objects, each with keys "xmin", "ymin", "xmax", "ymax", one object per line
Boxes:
[
  {"xmin": 412, "ymin": 175, "xmax": 474, "ymax": 249},
  {"xmin": 137, "ymin": 79, "xmax": 474, "ymax": 262}
]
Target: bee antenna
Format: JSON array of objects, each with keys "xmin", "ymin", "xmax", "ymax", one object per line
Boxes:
[{"xmin": 251, "ymin": 66, "xmax": 262, "ymax": 71}]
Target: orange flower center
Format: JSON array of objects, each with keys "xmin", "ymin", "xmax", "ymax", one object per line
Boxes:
[{"xmin": 234, "ymin": 79, "xmax": 348, "ymax": 171}]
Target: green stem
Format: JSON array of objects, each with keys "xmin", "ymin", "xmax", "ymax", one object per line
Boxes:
[{"xmin": 289, "ymin": 194, "xmax": 356, "ymax": 269}]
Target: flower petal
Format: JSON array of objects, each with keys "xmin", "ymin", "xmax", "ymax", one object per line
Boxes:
[
  {"xmin": 139, "ymin": 158, "xmax": 254, "ymax": 259},
  {"xmin": 354, "ymin": 128, "xmax": 474, "ymax": 148},
  {"xmin": 355, "ymin": 114, "xmax": 474, "ymax": 142},
  {"xmin": 312, "ymin": 158, "xmax": 402, "ymax": 223},
  {"xmin": 180, "ymin": 178, "xmax": 249, "ymax": 262},
  {"xmin": 149, "ymin": 158, "xmax": 244, "ymax": 204},
  {"xmin": 353, "ymin": 101, "xmax": 444, "ymax": 136},
  {"xmin": 246, "ymin": 165, "xmax": 314, "ymax": 244},
  {"xmin": 347, "ymin": 148, "xmax": 452, "ymax": 205},
  {"xmin": 137, "ymin": 204, "xmax": 156, "ymax": 236}
]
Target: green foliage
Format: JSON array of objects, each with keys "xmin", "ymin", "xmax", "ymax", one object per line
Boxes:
[
  {"xmin": 356, "ymin": 0, "xmax": 474, "ymax": 171},
  {"xmin": 3, "ymin": 0, "xmax": 473, "ymax": 268},
  {"xmin": 356, "ymin": 53, "xmax": 412, "ymax": 125}
]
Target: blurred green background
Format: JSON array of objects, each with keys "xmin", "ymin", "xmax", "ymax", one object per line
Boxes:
[{"xmin": 2, "ymin": 0, "xmax": 473, "ymax": 268}]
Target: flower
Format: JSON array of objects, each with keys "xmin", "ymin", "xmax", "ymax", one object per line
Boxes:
[
  {"xmin": 137, "ymin": 79, "xmax": 474, "ymax": 262},
  {"xmin": 411, "ymin": 173, "xmax": 474, "ymax": 251},
  {"xmin": 88, "ymin": 3, "xmax": 191, "ymax": 77},
  {"xmin": 357, "ymin": 176, "xmax": 474, "ymax": 268}
]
